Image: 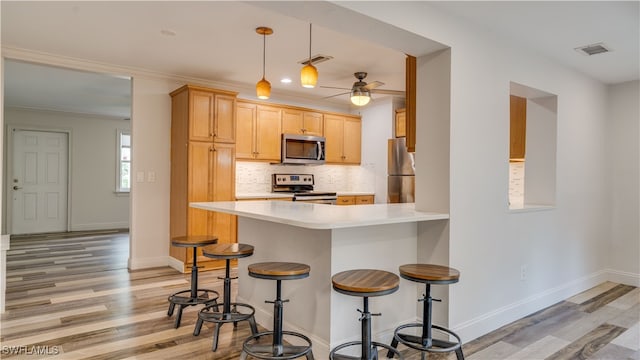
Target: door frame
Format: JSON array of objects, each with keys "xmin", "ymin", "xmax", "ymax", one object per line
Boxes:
[{"xmin": 4, "ymin": 125, "xmax": 72, "ymax": 235}]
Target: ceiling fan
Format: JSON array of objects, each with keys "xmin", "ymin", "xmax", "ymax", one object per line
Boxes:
[{"xmin": 321, "ymin": 72, "xmax": 405, "ymax": 106}]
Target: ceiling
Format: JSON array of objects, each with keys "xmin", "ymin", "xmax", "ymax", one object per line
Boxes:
[{"xmin": 1, "ymin": 1, "xmax": 637, "ymax": 119}]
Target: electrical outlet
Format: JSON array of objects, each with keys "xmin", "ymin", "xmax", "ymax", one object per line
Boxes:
[{"xmin": 520, "ymin": 265, "xmax": 528, "ymax": 281}]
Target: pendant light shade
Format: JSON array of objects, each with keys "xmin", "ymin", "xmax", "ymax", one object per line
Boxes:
[
  {"xmin": 256, "ymin": 26, "xmax": 273, "ymax": 99},
  {"xmin": 350, "ymin": 88, "xmax": 371, "ymax": 106},
  {"xmin": 256, "ymin": 77, "xmax": 271, "ymax": 99},
  {"xmin": 301, "ymin": 63, "xmax": 318, "ymax": 88},
  {"xmin": 300, "ymin": 23, "xmax": 318, "ymax": 88}
]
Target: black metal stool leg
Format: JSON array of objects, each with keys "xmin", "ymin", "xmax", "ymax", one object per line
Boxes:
[{"xmin": 212, "ymin": 322, "xmax": 222, "ymax": 351}]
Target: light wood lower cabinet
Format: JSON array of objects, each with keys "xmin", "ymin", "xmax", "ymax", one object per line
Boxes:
[{"xmin": 336, "ymin": 195, "xmax": 374, "ymax": 205}]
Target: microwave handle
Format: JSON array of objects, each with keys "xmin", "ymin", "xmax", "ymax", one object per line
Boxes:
[{"xmin": 317, "ymin": 141, "xmax": 323, "ymax": 161}]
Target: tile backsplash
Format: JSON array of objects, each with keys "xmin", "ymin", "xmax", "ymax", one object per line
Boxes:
[
  {"xmin": 236, "ymin": 161, "xmax": 376, "ymax": 194},
  {"xmin": 509, "ymin": 161, "xmax": 525, "ymax": 208}
]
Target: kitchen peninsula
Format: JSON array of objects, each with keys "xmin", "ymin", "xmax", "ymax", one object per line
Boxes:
[{"xmin": 191, "ymin": 200, "xmax": 449, "ymax": 358}]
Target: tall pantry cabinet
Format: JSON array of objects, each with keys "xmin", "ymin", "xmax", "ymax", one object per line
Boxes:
[{"xmin": 170, "ymin": 85, "xmax": 237, "ymax": 272}]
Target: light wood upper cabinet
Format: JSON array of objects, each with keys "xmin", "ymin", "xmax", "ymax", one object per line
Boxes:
[
  {"xmin": 324, "ymin": 114, "xmax": 361, "ymax": 164},
  {"xmin": 236, "ymin": 102, "xmax": 257, "ymax": 159},
  {"xmin": 236, "ymin": 100, "xmax": 282, "ymax": 161},
  {"xmin": 510, "ymin": 95, "xmax": 527, "ymax": 160},
  {"xmin": 185, "ymin": 87, "xmax": 236, "ymax": 143},
  {"xmin": 282, "ymin": 109, "xmax": 323, "ymax": 136}
]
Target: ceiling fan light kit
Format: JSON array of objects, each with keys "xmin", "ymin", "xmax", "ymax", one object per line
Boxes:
[
  {"xmin": 350, "ymin": 88, "xmax": 371, "ymax": 106},
  {"xmin": 256, "ymin": 26, "xmax": 273, "ymax": 99},
  {"xmin": 300, "ymin": 23, "xmax": 318, "ymax": 88}
]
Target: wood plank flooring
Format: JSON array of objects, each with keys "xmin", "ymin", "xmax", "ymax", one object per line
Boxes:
[{"xmin": 1, "ymin": 231, "xmax": 638, "ymax": 359}]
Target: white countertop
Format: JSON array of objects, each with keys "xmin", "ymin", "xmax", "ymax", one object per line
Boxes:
[
  {"xmin": 236, "ymin": 192, "xmax": 374, "ymax": 200},
  {"xmin": 191, "ymin": 201, "xmax": 448, "ymax": 230}
]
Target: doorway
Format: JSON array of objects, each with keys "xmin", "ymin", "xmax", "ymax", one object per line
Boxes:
[{"xmin": 9, "ymin": 129, "xmax": 69, "ymax": 234}]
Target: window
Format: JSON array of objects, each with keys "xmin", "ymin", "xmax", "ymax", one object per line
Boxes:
[
  {"xmin": 509, "ymin": 82, "xmax": 557, "ymax": 210},
  {"xmin": 117, "ymin": 130, "xmax": 131, "ymax": 192}
]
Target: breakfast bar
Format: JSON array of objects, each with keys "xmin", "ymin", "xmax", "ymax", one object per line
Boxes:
[{"xmin": 191, "ymin": 201, "xmax": 449, "ymax": 358}]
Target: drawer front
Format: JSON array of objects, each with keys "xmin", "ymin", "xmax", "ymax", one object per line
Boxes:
[
  {"xmin": 337, "ymin": 196, "xmax": 356, "ymax": 205},
  {"xmin": 356, "ymin": 195, "xmax": 374, "ymax": 204}
]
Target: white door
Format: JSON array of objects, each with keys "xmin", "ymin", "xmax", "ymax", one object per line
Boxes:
[{"xmin": 11, "ymin": 130, "xmax": 68, "ymax": 235}]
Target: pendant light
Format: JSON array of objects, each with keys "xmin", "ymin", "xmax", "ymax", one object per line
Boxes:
[
  {"xmin": 256, "ymin": 27, "xmax": 273, "ymax": 100},
  {"xmin": 300, "ymin": 23, "xmax": 318, "ymax": 88}
]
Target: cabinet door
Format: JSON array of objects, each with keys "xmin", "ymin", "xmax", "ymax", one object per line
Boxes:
[
  {"xmin": 189, "ymin": 90, "xmax": 214, "ymax": 142},
  {"xmin": 324, "ymin": 114, "xmax": 344, "ymax": 163},
  {"xmin": 343, "ymin": 117, "xmax": 361, "ymax": 164},
  {"xmin": 214, "ymin": 95, "xmax": 236, "ymax": 143},
  {"xmin": 255, "ymin": 105, "xmax": 282, "ymax": 161},
  {"xmin": 211, "ymin": 143, "xmax": 237, "ymax": 245},
  {"xmin": 303, "ymin": 111, "xmax": 323, "ymax": 136},
  {"xmin": 395, "ymin": 109, "xmax": 406, "ymax": 138},
  {"xmin": 236, "ymin": 102, "xmax": 256, "ymax": 159},
  {"xmin": 510, "ymin": 95, "xmax": 527, "ymax": 159},
  {"xmin": 281, "ymin": 109, "xmax": 304, "ymax": 135},
  {"xmin": 187, "ymin": 141, "xmax": 212, "ymax": 236}
]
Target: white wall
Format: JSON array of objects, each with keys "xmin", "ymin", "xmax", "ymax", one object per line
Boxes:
[
  {"xmin": 128, "ymin": 76, "xmax": 181, "ymax": 270},
  {"xmin": 338, "ymin": 1, "xmax": 632, "ymax": 342},
  {"xmin": 608, "ymin": 80, "xmax": 640, "ymax": 280},
  {"xmin": 3, "ymin": 108, "xmax": 130, "ymax": 232},
  {"xmin": 354, "ymin": 96, "xmax": 395, "ymax": 203}
]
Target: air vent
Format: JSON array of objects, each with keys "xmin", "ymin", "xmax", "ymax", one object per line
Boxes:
[
  {"xmin": 298, "ymin": 54, "xmax": 333, "ymax": 66},
  {"xmin": 574, "ymin": 42, "xmax": 612, "ymax": 56}
]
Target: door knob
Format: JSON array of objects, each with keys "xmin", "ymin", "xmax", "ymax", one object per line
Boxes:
[{"xmin": 13, "ymin": 186, "xmax": 22, "ymax": 190}]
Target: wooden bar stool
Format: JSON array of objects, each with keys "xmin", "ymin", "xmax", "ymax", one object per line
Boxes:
[
  {"xmin": 240, "ymin": 262, "xmax": 314, "ymax": 360},
  {"xmin": 330, "ymin": 269, "xmax": 402, "ymax": 360},
  {"xmin": 386, "ymin": 264, "xmax": 464, "ymax": 360},
  {"xmin": 167, "ymin": 235, "xmax": 220, "ymax": 328},
  {"xmin": 194, "ymin": 243, "xmax": 259, "ymax": 351}
]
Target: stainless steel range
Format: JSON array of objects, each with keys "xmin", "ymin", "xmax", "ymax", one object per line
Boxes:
[{"xmin": 272, "ymin": 174, "xmax": 337, "ymax": 204}]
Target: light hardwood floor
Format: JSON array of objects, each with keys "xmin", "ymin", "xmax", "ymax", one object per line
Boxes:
[{"xmin": 1, "ymin": 231, "xmax": 638, "ymax": 359}]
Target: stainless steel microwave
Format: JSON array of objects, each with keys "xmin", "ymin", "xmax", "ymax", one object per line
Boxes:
[{"xmin": 281, "ymin": 134, "xmax": 326, "ymax": 165}]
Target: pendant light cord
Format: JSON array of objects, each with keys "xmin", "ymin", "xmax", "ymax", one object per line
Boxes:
[
  {"xmin": 308, "ymin": 23, "xmax": 312, "ymax": 63},
  {"xmin": 262, "ymin": 33, "xmax": 266, "ymax": 78}
]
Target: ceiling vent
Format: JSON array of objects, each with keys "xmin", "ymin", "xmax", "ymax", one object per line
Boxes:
[
  {"xmin": 574, "ymin": 42, "xmax": 612, "ymax": 56},
  {"xmin": 298, "ymin": 54, "xmax": 333, "ymax": 66}
]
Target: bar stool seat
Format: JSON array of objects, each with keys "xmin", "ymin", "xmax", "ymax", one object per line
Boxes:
[
  {"xmin": 387, "ymin": 264, "xmax": 464, "ymax": 360},
  {"xmin": 194, "ymin": 243, "xmax": 258, "ymax": 351},
  {"xmin": 167, "ymin": 235, "xmax": 220, "ymax": 328},
  {"xmin": 330, "ymin": 269, "xmax": 402, "ymax": 360},
  {"xmin": 240, "ymin": 262, "xmax": 314, "ymax": 360}
]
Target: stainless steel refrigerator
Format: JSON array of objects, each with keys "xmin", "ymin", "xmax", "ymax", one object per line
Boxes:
[{"xmin": 388, "ymin": 138, "xmax": 415, "ymax": 203}]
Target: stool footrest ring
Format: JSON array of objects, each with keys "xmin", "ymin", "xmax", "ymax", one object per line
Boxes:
[
  {"xmin": 197, "ymin": 302, "xmax": 255, "ymax": 323},
  {"xmin": 242, "ymin": 330, "xmax": 313, "ymax": 360},
  {"xmin": 330, "ymin": 340, "xmax": 403, "ymax": 360},
  {"xmin": 393, "ymin": 323, "xmax": 462, "ymax": 353},
  {"xmin": 167, "ymin": 289, "xmax": 219, "ymax": 306}
]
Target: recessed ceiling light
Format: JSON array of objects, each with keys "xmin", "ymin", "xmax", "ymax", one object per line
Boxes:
[
  {"xmin": 280, "ymin": 78, "xmax": 292, "ymax": 84},
  {"xmin": 160, "ymin": 29, "xmax": 177, "ymax": 36}
]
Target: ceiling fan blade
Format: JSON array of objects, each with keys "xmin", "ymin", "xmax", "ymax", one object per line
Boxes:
[
  {"xmin": 363, "ymin": 81, "xmax": 384, "ymax": 90},
  {"xmin": 319, "ymin": 85, "xmax": 351, "ymax": 91},
  {"xmin": 321, "ymin": 91, "xmax": 351, "ymax": 99},
  {"xmin": 370, "ymin": 89, "xmax": 405, "ymax": 96}
]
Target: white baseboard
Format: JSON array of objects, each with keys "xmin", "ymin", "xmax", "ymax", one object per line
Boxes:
[
  {"xmin": 127, "ymin": 256, "xmax": 169, "ymax": 270},
  {"xmin": 452, "ymin": 270, "xmax": 609, "ymax": 342},
  {"xmin": 70, "ymin": 222, "xmax": 129, "ymax": 232},
  {"xmin": 167, "ymin": 256, "xmax": 187, "ymax": 273},
  {"xmin": 606, "ymin": 268, "xmax": 640, "ymax": 287}
]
